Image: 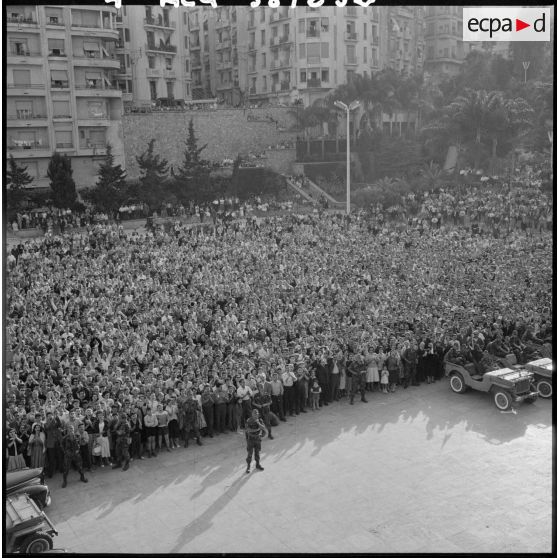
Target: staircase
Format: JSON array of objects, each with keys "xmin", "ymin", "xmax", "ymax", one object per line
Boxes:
[
  {"xmin": 304, "ymin": 178, "xmax": 346, "ymax": 209},
  {"xmin": 284, "ymin": 177, "xmax": 318, "ymax": 205}
]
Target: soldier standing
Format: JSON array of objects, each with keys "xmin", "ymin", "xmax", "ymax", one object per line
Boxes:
[
  {"xmin": 180, "ymin": 389, "xmax": 202, "ymax": 448},
  {"xmin": 245, "ymin": 409, "xmax": 267, "ymax": 474},
  {"xmin": 61, "ymin": 424, "xmax": 88, "ymax": 488},
  {"xmin": 347, "ymin": 354, "xmax": 368, "ymax": 405},
  {"xmin": 112, "ymin": 412, "xmax": 131, "ymax": 471},
  {"xmin": 252, "ymin": 380, "xmax": 274, "ymax": 439}
]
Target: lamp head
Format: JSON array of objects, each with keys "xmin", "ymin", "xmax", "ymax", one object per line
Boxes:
[{"xmin": 334, "ymin": 100, "xmax": 348, "ymax": 111}]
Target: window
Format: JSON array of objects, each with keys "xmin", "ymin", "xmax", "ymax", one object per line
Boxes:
[
  {"xmin": 260, "ymin": 7, "xmax": 265, "ymax": 22},
  {"xmin": 321, "ymin": 43, "xmax": 329, "ymax": 58},
  {"xmin": 148, "ymin": 56, "xmax": 156, "ymax": 69},
  {"xmin": 321, "ymin": 18, "xmax": 329, "ymax": 32},
  {"xmin": 272, "ymin": 25, "xmax": 278, "ymax": 37},
  {"xmin": 283, "ymin": 24, "xmax": 289, "ymax": 38},
  {"xmin": 262, "ymin": 76, "xmax": 267, "ymax": 91},
  {"xmin": 83, "ymin": 41, "xmax": 99, "ymax": 58},
  {"xmin": 346, "ymin": 45, "xmax": 356, "ymax": 64},
  {"xmin": 167, "ymin": 81, "xmax": 174, "ymax": 98},
  {"xmin": 10, "ymin": 39, "xmax": 29, "ymax": 55},
  {"xmin": 149, "ymin": 80, "xmax": 157, "ymax": 100},
  {"xmin": 185, "ymin": 59, "xmax": 189, "ymax": 73},
  {"xmin": 363, "ymin": 22, "xmax": 367, "ymax": 39},
  {"xmin": 52, "ymin": 100, "xmax": 70, "ymax": 117},
  {"xmin": 51, "ymin": 69, "xmax": 68, "ymax": 87},
  {"xmin": 15, "ymin": 101, "xmax": 33, "ymax": 118},
  {"xmin": 55, "ymin": 130, "xmax": 73, "ymax": 148},
  {"xmin": 261, "ymin": 52, "xmax": 266, "ymax": 68},
  {"xmin": 165, "ymin": 57, "xmax": 172, "ymax": 70},
  {"xmin": 124, "ymin": 28, "xmax": 130, "ymax": 42},
  {"xmin": 261, "ymin": 29, "xmax": 265, "ymax": 46},
  {"xmin": 300, "ymin": 70, "xmax": 306, "ymax": 82},
  {"xmin": 89, "ymin": 129, "xmax": 105, "ymax": 147},
  {"xmin": 307, "ymin": 43, "xmax": 320, "ymax": 64},
  {"xmin": 184, "ymin": 36, "xmax": 188, "ymax": 49},
  {"xmin": 85, "ymin": 71, "xmax": 102, "ymax": 88},
  {"xmin": 363, "ymin": 46, "xmax": 367, "ymax": 63},
  {"xmin": 299, "ymin": 43, "xmax": 306, "ymax": 59},
  {"xmin": 321, "ymin": 69, "xmax": 329, "ymax": 82},
  {"xmin": 307, "ymin": 19, "xmax": 319, "ymax": 37},
  {"xmin": 13, "ymin": 69, "xmax": 31, "ymax": 86},
  {"xmin": 298, "ymin": 19, "xmax": 305, "ymax": 34}
]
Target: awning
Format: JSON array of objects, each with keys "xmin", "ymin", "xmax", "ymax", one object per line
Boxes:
[
  {"xmin": 51, "ymin": 70, "xmax": 68, "ymax": 80},
  {"xmin": 83, "ymin": 42, "xmax": 99, "ymax": 51},
  {"xmin": 85, "ymin": 72, "xmax": 102, "ymax": 79}
]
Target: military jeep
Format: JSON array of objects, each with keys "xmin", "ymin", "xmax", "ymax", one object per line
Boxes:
[
  {"xmin": 445, "ymin": 361, "xmax": 538, "ymax": 411},
  {"xmin": 524, "ymin": 358, "xmax": 554, "ymax": 399}
]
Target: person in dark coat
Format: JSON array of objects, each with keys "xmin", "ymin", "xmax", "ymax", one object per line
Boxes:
[{"xmin": 61, "ymin": 425, "xmax": 88, "ymax": 488}]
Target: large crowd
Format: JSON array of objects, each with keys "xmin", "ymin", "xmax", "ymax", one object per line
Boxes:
[{"xmin": 5, "ymin": 176, "xmax": 553, "ymax": 483}]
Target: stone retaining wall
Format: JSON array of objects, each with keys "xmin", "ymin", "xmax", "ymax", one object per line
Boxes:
[{"xmin": 122, "ymin": 108, "xmax": 298, "ymax": 178}]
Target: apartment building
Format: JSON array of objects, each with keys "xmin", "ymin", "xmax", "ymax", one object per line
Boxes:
[
  {"xmin": 113, "ymin": 4, "xmax": 192, "ymax": 105},
  {"xmin": 180, "ymin": 5, "xmax": 425, "ymax": 106},
  {"xmin": 6, "ymin": 4, "xmax": 124, "ymax": 189}
]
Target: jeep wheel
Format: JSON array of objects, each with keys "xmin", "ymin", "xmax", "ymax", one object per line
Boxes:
[
  {"xmin": 536, "ymin": 379, "xmax": 553, "ymax": 399},
  {"xmin": 493, "ymin": 389, "xmax": 512, "ymax": 411},
  {"xmin": 449, "ymin": 372, "xmax": 467, "ymax": 394},
  {"xmin": 21, "ymin": 532, "xmax": 53, "ymax": 553}
]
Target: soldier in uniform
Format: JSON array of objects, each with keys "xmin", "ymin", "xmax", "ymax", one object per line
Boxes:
[
  {"xmin": 112, "ymin": 412, "xmax": 131, "ymax": 471},
  {"xmin": 61, "ymin": 424, "xmax": 88, "ymax": 488},
  {"xmin": 179, "ymin": 389, "xmax": 202, "ymax": 448},
  {"xmin": 245, "ymin": 409, "xmax": 267, "ymax": 474},
  {"xmin": 347, "ymin": 354, "xmax": 368, "ymax": 405},
  {"xmin": 252, "ymin": 380, "xmax": 274, "ymax": 439}
]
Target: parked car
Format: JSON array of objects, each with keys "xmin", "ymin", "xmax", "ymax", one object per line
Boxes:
[
  {"xmin": 6, "ymin": 493, "xmax": 58, "ymax": 553},
  {"xmin": 6, "ymin": 468, "xmax": 51, "ymax": 510},
  {"xmin": 445, "ymin": 361, "xmax": 538, "ymax": 410},
  {"xmin": 524, "ymin": 358, "xmax": 554, "ymax": 399}
]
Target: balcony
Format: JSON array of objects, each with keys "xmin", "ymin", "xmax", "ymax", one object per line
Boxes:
[
  {"xmin": 7, "ymin": 16, "xmax": 39, "ymax": 30},
  {"xmin": 215, "ymin": 18, "xmax": 230, "ymax": 29},
  {"xmin": 144, "ymin": 17, "xmax": 176, "ymax": 30},
  {"xmin": 270, "ymin": 36, "xmax": 278, "ymax": 47},
  {"xmin": 48, "ymin": 50, "xmax": 67, "ymax": 58},
  {"xmin": 7, "ymin": 49, "xmax": 43, "ymax": 63},
  {"xmin": 345, "ymin": 32, "xmax": 358, "ymax": 41},
  {"xmin": 249, "ymin": 86, "xmax": 257, "ymax": 94},
  {"xmin": 216, "ymin": 60, "xmax": 231, "ymax": 70},
  {"xmin": 145, "ymin": 43, "xmax": 177, "ymax": 55},
  {"xmin": 306, "ymin": 29, "xmax": 320, "ymax": 39},
  {"xmin": 191, "ymin": 59, "xmax": 202, "ymax": 69},
  {"xmin": 248, "ymin": 43, "xmax": 256, "ymax": 51},
  {"xmin": 73, "ymin": 53, "xmax": 121, "ymax": 69},
  {"xmin": 346, "ymin": 7, "xmax": 358, "ymax": 17},
  {"xmin": 79, "ymin": 142, "xmax": 107, "ymax": 155},
  {"xmin": 216, "ymin": 82, "xmax": 232, "ymax": 91},
  {"xmin": 163, "ymin": 69, "xmax": 176, "ymax": 79},
  {"xmin": 7, "ymin": 84, "xmax": 46, "ymax": 94},
  {"xmin": 188, "ymin": 19, "xmax": 200, "ymax": 31},
  {"xmin": 8, "ymin": 139, "xmax": 49, "ymax": 152},
  {"xmin": 247, "ymin": 20, "xmax": 256, "ymax": 30},
  {"xmin": 7, "ymin": 113, "xmax": 48, "ymax": 126},
  {"xmin": 56, "ymin": 142, "xmax": 74, "ymax": 150},
  {"xmin": 115, "ymin": 40, "xmax": 125, "ymax": 49},
  {"xmin": 216, "ymin": 39, "xmax": 231, "ymax": 50},
  {"xmin": 75, "ymin": 83, "xmax": 122, "ymax": 97},
  {"xmin": 306, "ymin": 78, "xmax": 322, "ymax": 88},
  {"xmin": 146, "ymin": 68, "xmax": 161, "ymax": 78},
  {"xmin": 279, "ymin": 35, "xmax": 291, "ymax": 44},
  {"xmin": 51, "ymin": 80, "xmax": 70, "ymax": 89},
  {"xmin": 71, "ymin": 21, "xmax": 118, "ymax": 39},
  {"xmin": 344, "ymin": 58, "xmax": 358, "ymax": 66},
  {"xmin": 190, "ymin": 40, "xmax": 201, "ymax": 50},
  {"xmin": 270, "ymin": 8, "xmax": 290, "ymax": 22},
  {"xmin": 280, "ymin": 81, "xmax": 291, "ymax": 91},
  {"xmin": 371, "ymin": 35, "xmax": 379, "ymax": 46}
]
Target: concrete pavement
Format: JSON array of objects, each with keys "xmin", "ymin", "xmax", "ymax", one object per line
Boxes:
[{"xmin": 45, "ymin": 380, "xmax": 553, "ymax": 553}]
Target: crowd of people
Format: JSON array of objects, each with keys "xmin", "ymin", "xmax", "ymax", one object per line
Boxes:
[{"xmin": 5, "ymin": 177, "xmax": 552, "ymax": 487}]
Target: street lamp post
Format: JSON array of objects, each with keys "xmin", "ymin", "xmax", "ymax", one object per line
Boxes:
[
  {"xmin": 334, "ymin": 100, "xmax": 360, "ymax": 215},
  {"xmin": 522, "ymin": 60, "xmax": 530, "ymax": 83}
]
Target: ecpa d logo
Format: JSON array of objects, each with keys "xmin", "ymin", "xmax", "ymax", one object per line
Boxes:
[{"xmin": 463, "ymin": 7, "xmax": 551, "ymax": 42}]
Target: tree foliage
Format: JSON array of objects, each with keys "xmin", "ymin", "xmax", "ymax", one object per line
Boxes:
[
  {"xmin": 6, "ymin": 155, "xmax": 33, "ymax": 212},
  {"xmin": 85, "ymin": 144, "xmax": 127, "ymax": 212},
  {"xmin": 47, "ymin": 153, "xmax": 77, "ymax": 209},
  {"xmin": 135, "ymin": 139, "xmax": 169, "ymax": 208}
]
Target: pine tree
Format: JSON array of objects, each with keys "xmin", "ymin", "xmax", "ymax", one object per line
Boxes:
[
  {"xmin": 174, "ymin": 119, "xmax": 211, "ymax": 202},
  {"xmin": 47, "ymin": 153, "xmax": 77, "ymax": 209},
  {"xmin": 135, "ymin": 139, "xmax": 169, "ymax": 207},
  {"xmin": 86, "ymin": 144, "xmax": 127, "ymax": 212},
  {"xmin": 6, "ymin": 154, "xmax": 33, "ymax": 211}
]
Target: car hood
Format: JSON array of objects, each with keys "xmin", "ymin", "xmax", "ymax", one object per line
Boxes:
[
  {"xmin": 484, "ymin": 367, "xmax": 533, "ymax": 382},
  {"xmin": 526, "ymin": 358, "xmax": 553, "ymax": 372},
  {"xmin": 6, "ymin": 467, "xmax": 43, "ymax": 490}
]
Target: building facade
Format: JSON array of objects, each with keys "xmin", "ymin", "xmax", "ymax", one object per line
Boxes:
[
  {"xmin": 6, "ymin": 4, "xmax": 124, "ymax": 189},
  {"xmin": 113, "ymin": 4, "xmax": 192, "ymax": 105},
  {"xmin": 114, "ymin": 5, "xmax": 425, "ymax": 108}
]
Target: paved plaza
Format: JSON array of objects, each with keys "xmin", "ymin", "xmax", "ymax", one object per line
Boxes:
[{"xmin": 46, "ymin": 380, "xmax": 553, "ymax": 553}]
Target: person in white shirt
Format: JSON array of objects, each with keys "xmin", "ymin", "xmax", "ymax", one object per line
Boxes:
[
  {"xmin": 281, "ymin": 365, "xmax": 297, "ymax": 417},
  {"xmin": 236, "ymin": 378, "xmax": 253, "ymax": 428}
]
